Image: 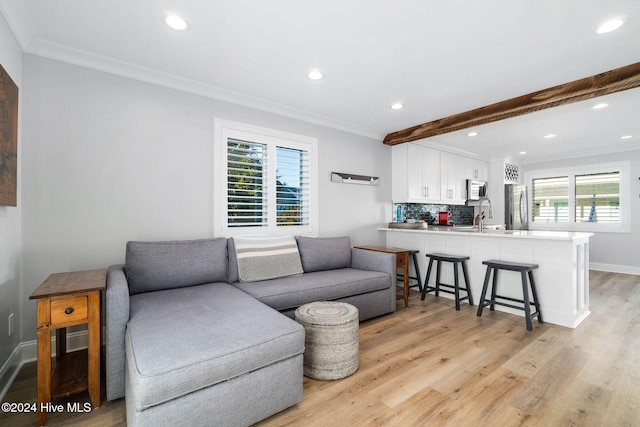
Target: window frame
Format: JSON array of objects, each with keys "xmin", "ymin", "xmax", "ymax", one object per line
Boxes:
[
  {"xmin": 525, "ymin": 161, "xmax": 630, "ymax": 233},
  {"xmin": 213, "ymin": 118, "xmax": 318, "ymax": 237}
]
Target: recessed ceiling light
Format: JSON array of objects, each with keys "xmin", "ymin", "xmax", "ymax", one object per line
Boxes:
[
  {"xmin": 620, "ymin": 135, "xmax": 633, "ymax": 140},
  {"xmin": 467, "ymin": 132, "xmax": 478, "ymax": 137},
  {"xmin": 543, "ymin": 134, "xmax": 557, "ymax": 139},
  {"xmin": 597, "ymin": 18, "xmax": 625, "ymax": 34},
  {"xmin": 164, "ymin": 14, "xmax": 189, "ymax": 31},
  {"xmin": 390, "ymin": 103, "xmax": 404, "ymax": 110},
  {"xmin": 307, "ymin": 69, "xmax": 324, "ymax": 80},
  {"xmin": 592, "ymin": 102, "xmax": 609, "ymax": 109},
  {"xmin": 519, "ymin": 151, "xmax": 527, "ymax": 155}
]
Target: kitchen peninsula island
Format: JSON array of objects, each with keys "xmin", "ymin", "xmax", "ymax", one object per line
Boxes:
[{"xmin": 379, "ymin": 227, "xmax": 593, "ymax": 328}]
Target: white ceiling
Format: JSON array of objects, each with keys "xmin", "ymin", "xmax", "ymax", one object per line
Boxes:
[{"xmin": 2, "ymin": 0, "xmax": 639, "ymax": 162}]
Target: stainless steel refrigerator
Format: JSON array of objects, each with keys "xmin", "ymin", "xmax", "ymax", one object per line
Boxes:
[{"xmin": 505, "ymin": 184, "xmax": 529, "ymax": 230}]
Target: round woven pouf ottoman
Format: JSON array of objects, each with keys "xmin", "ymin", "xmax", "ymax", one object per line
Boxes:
[{"xmin": 295, "ymin": 301, "xmax": 359, "ymax": 380}]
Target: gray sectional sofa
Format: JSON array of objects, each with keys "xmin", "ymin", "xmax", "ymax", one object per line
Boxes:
[{"xmin": 105, "ymin": 236, "xmax": 396, "ymax": 426}]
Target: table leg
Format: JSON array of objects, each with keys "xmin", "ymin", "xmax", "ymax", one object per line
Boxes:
[
  {"xmin": 403, "ymin": 265, "xmax": 409, "ymax": 307},
  {"xmin": 36, "ymin": 300, "xmax": 51, "ymax": 426},
  {"xmin": 87, "ymin": 292, "xmax": 101, "ymax": 408},
  {"xmin": 56, "ymin": 329, "xmax": 66, "ymax": 358},
  {"xmin": 396, "ymin": 253, "xmax": 409, "ymax": 308}
]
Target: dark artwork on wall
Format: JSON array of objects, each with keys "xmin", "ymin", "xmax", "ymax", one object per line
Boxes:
[{"xmin": 0, "ymin": 63, "xmax": 18, "ymax": 206}]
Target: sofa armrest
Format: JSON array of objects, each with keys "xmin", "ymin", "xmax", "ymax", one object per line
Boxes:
[
  {"xmin": 351, "ymin": 248, "xmax": 397, "ymax": 311},
  {"xmin": 105, "ymin": 264, "xmax": 130, "ymax": 401},
  {"xmin": 351, "ymin": 247, "xmax": 395, "ymax": 277}
]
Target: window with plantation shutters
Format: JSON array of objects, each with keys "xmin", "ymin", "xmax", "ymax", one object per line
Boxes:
[
  {"xmin": 227, "ymin": 138, "xmax": 268, "ymax": 228},
  {"xmin": 525, "ymin": 162, "xmax": 629, "ymax": 233},
  {"xmin": 275, "ymin": 146, "xmax": 310, "ymax": 227},
  {"xmin": 214, "ymin": 119, "xmax": 318, "ymax": 236},
  {"xmin": 532, "ymin": 176, "xmax": 569, "ymax": 223},
  {"xmin": 574, "ymin": 172, "xmax": 620, "ymax": 223}
]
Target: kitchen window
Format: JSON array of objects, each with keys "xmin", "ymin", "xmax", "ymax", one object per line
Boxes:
[
  {"xmin": 213, "ymin": 119, "xmax": 318, "ymax": 236},
  {"xmin": 574, "ymin": 172, "xmax": 620, "ymax": 223},
  {"xmin": 526, "ymin": 162, "xmax": 629, "ymax": 232},
  {"xmin": 531, "ymin": 176, "xmax": 569, "ymax": 223}
]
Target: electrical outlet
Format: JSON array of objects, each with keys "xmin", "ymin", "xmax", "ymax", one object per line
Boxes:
[{"xmin": 8, "ymin": 313, "xmax": 14, "ymax": 337}]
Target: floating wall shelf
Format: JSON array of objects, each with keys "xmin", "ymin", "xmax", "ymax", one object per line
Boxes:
[{"xmin": 331, "ymin": 172, "xmax": 379, "ymax": 186}]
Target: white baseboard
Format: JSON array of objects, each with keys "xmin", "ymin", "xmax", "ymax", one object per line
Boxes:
[
  {"xmin": 19, "ymin": 330, "xmax": 89, "ymax": 364},
  {"xmin": 590, "ymin": 262, "xmax": 640, "ymax": 276},
  {"xmin": 0, "ymin": 344, "xmax": 23, "ymax": 402},
  {"xmin": 0, "ymin": 330, "xmax": 89, "ymax": 402}
]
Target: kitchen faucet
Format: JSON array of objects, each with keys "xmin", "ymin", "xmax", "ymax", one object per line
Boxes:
[{"xmin": 478, "ymin": 196, "xmax": 493, "ymax": 232}]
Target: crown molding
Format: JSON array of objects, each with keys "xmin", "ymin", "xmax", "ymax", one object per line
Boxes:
[
  {"xmin": 0, "ymin": 1, "xmax": 36, "ymax": 50},
  {"xmin": 0, "ymin": 1, "xmax": 382, "ymax": 141},
  {"xmin": 412, "ymin": 140, "xmax": 490, "ymax": 161}
]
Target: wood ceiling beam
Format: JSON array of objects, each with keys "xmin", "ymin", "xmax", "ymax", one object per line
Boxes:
[{"xmin": 383, "ymin": 62, "xmax": 640, "ymax": 146}]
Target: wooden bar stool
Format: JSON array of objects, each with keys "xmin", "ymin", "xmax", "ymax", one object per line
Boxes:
[
  {"xmin": 420, "ymin": 253, "xmax": 473, "ymax": 310},
  {"xmin": 397, "ymin": 250, "xmax": 423, "ymax": 293},
  {"xmin": 476, "ymin": 259, "xmax": 543, "ymax": 331}
]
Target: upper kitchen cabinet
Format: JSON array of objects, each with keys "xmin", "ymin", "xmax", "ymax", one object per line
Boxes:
[
  {"xmin": 392, "ymin": 143, "xmax": 489, "ymax": 204},
  {"xmin": 440, "ymin": 151, "xmax": 465, "ymax": 204},
  {"xmin": 465, "ymin": 156, "xmax": 489, "ymax": 182},
  {"xmin": 392, "ymin": 143, "xmax": 440, "ymax": 202}
]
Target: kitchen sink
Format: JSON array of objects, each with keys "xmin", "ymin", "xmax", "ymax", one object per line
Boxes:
[
  {"xmin": 451, "ymin": 226, "xmax": 478, "ymax": 232},
  {"xmin": 451, "ymin": 225, "xmax": 506, "ymax": 233}
]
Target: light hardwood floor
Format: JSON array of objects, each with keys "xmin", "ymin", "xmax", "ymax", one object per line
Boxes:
[{"xmin": 2, "ymin": 270, "xmax": 639, "ymax": 426}]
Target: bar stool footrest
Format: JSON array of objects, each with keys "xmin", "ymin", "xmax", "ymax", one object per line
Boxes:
[
  {"xmin": 479, "ymin": 299, "xmax": 538, "ymax": 312},
  {"xmin": 397, "ymin": 250, "xmax": 423, "ymax": 292},
  {"xmin": 397, "ymin": 275, "xmax": 422, "ymax": 288},
  {"xmin": 423, "ymin": 283, "xmax": 471, "ymax": 301}
]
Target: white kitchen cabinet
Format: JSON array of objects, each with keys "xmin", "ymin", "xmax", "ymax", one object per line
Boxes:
[
  {"xmin": 440, "ymin": 151, "xmax": 465, "ymax": 204},
  {"xmin": 392, "ymin": 143, "xmax": 440, "ymax": 202},
  {"xmin": 465, "ymin": 157, "xmax": 489, "ymax": 182},
  {"xmin": 392, "ymin": 143, "xmax": 488, "ymax": 204}
]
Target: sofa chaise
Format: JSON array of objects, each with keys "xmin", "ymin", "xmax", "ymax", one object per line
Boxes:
[{"xmin": 105, "ymin": 235, "xmax": 396, "ymax": 426}]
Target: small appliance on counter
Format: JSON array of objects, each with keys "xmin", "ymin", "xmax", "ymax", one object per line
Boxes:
[{"xmin": 438, "ymin": 211, "xmax": 452, "ymax": 225}]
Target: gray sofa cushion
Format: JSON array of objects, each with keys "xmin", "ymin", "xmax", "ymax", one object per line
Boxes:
[
  {"xmin": 233, "ymin": 267, "xmax": 390, "ymax": 312},
  {"xmin": 126, "ymin": 282, "xmax": 304, "ymax": 411},
  {"xmin": 296, "ymin": 236, "xmax": 352, "ymax": 272},
  {"xmin": 125, "ymin": 238, "xmax": 228, "ymax": 295}
]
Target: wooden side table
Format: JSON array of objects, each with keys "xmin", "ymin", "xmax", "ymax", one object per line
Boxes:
[
  {"xmin": 354, "ymin": 246, "xmax": 411, "ymax": 308},
  {"xmin": 29, "ymin": 269, "xmax": 106, "ymax": 426}
]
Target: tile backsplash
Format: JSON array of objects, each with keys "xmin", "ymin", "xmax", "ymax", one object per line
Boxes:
[{"xmin": 393, "ymin": 203, "xmax": 474, "ymax": 225}]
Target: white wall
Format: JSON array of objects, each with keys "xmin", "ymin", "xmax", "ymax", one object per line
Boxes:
[
  {"xmin": 20, "ymin": 54, "xmax": 392, "ymax": 342},
  {"xmin": 524, "ymin": 150, "xmax": 640, "ymax": 273},
  {"xmin": 0, "ymin": 11, "xmax": 22, "ymax": 391}
]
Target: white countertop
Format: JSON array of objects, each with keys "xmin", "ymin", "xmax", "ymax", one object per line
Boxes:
[{"xmin": 378, "ymin": 227, "xmax": 593, "ymax": 241}]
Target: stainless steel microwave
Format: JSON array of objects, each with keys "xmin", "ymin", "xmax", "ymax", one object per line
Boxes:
[{"xmin": 466, "ymin": 179, "xmax": 487, "ymax": 201}]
